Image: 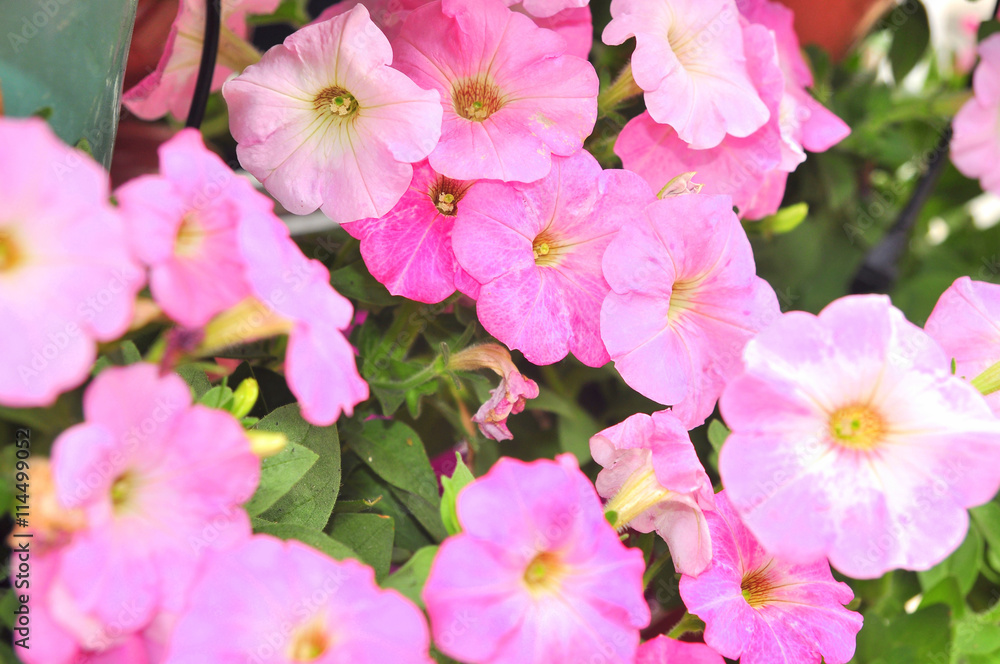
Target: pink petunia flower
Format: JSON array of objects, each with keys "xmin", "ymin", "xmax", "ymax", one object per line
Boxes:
[
  {"xmin": 718, "ymin": 295, "xmax": 1000, "ymax": 578},
  {"xmin": 453, "ymin": 149, "xmax": 655, "ymax": 366},
  {"xmin": 311, "ymin": 0, "xmax": 429, "ymax": 40},
  {"xmin": 590, "ymin": 410, "xmax": 715, "ymax": 576},
  {"xmin": 952, "ymin": 33, "xmax": 1000, "ymax": 195},
  {"xmin": 115, "ymin": 128, "xmax": 272, "ymax": 327},
  {"xmin": 525, "ymin": 5, "xmax": 593, "ymax": 60},
  {"xmin": 505, "ymin": 0, "xmax": 588, "ymax": 19},
  {"xmin": 165, "ymin": 535, "xmax": 432, "ymax": 664},
  {"xmin": 48, "ymin": 364, "xmax": 258, "ymax": 638},
  {"xmin": 601, "ymin": 194, "xmax": 780, "ymax": 427},
  {"xmin": 448, "ymin": 343, "xmax": 540, "ymax": 441},
  {"xmin": 202, "ymin": 208, "xmax": 370, "ymax": 425},
  {"xmin": 679, "ymin": 491, "xmax": 863, "ymax": 664},
  {"xmin": 342, "ymin": 160, "xmax": 474, "ymax": 303},
  {"xmin": 925, "ymin": 276, "xmax": 1000, "ymax": 416},
  {"xmin": 223, "ymin": 5, "xmax": 443, "ymax": 222},
  {"xmin": 392, "ymin": 0, "xmax": 598, "ymax": 182},
  {"xmin": 0, "ymin": 117, "xmax": 143, "ymax": 408},
  {"xmin": 615, "ymin": 24, "xmax": 784, "ymax": 218},
  {"xmin": 636, "ymin": 636, "xmax": 724, "ymax": 664},
  {"xmin": 603, "ymin": 0, "xmax": 769, "ymax": 149},
  {"xmin": 423, "ymin": 454, "xmax": 650, "ymax": 664},
  {"xmin": 124, "ymin": 0, "xmax": 280, "ymax": 121}
]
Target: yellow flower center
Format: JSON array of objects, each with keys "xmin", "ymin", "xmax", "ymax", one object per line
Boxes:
[
  {"xmin": 532, "ymin": 230, "xmax": 563, "ymax": 267},
  {"xmin": 667, "ymin": 279, "xmax": 699, "ymax": 322},
  {"xmin": 829, "ymin": 404, "xmax": 885, "ymax": 451},
  {"xmin": 523, "ymin": 551, "xmax": 565, "ymax": 595},
  {"xmin": 314, "ymin": 86, "xmax": 359, "ymax": 120},
  {"xmin": 110, "ymin": 472, "xmax": 136, "ymax": 513},
  {"xmin": 175, "ymin": 213, "xmax": 206, "ymax": 258},
  {"xmin": 288, "ymin": 617, "xmax": 330, "ymax": 662},
  {"xmin": 740, "ymin": 562, "xmax": 775, "ymax": 608},
  {"xmin": 0, "ymin": 230, "xmax": 23, "ymax": 273},
  {"xmin": 452, "ymin": 79, "xmax": 504, "ymax": 122}
]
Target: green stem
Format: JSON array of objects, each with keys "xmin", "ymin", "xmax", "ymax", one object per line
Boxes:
[
  {"xmin": 642, "ymin": 552, "xmax": 674, "ymax": 589},
  {"xmin": 972, "ymin": 358, "xmax": 1000, "ymax": 397},
  {"xmin": 666, "ymin": 612, "xmax": 705, "ymax": 640},
  {"xmin": 368, "ymin": 356, "xmax": 446, "ymax": 391},
  {"xmin": 597, "ymin": 64, "xmax": 642, "ymax": 116}
]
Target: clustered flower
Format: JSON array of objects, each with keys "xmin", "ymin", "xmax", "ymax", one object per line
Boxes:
[{"xmin": 11, "ymin": 0, "xmax": 1000, "ymax": 661}]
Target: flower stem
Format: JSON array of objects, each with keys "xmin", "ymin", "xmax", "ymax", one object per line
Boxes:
[
  {"xmin": 597, "ymin": 64, "xmax": 642, "ymax": 116},
  {"xmin": 666, "ymin": 612, "xmax": 705, "ymax": 639}
]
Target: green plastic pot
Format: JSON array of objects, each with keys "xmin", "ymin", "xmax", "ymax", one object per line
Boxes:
[{"xmin": 0, "ymin": 0, "xmax": 139, "ymax": 168}]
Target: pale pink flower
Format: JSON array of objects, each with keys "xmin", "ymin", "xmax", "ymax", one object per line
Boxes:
[
  {"xmin": 342, "ymin": 160, "xmax": 474, "ymax": 303},
  {"xmin": 453, "ymin": 150, "xmax": 655, "ymax": 366},
  {"xmin": 505, "ymin": 0, "xmax": 588, "ymax": 19},
  {"xmin": 636, "ymin": 636, "xmax": 724, "ymax": 664},
  {"xmin": 0, "ymin": 118, "xmax": 142, "ymax": 408},
  {"xmin": 719, "ymin": 295, "xmax": 1000, "ymax": 578},
  {"xmin": 737, "ymin": 0, "xmax": 850, "ymax": 160},
  {"xmin": 952, "ymin": 33, "xmax": 1000, "ymax": 195},
  {"xmin": 591, "ymin": 410, "xmax": 715, "ymax": 576},
  {"xmin": 212, "ymin": 208, "xmax": 370, "ymax": 425},
  {"xmin": 603, "ymin": 0, "xmax": 769, "ymax": 149},
  {"xmin": 925, "ymin": 276, "xmax": 1000, "ymax": 416},
  {"xmin": 115, "ymin": 128, "xmax": 271, "ymax": 327},
  {"xmin": 223, "ymin": 5, "xmax": 443, "ymax": 222},
  {"xmin": 615, "ymin": 24, "xmax": 784, "ymax": 218},
  {"xmin": 392, "ymin": 0, "xmax": 598, "ymax": 182},
  {"xmin": 601, "ymin": 194, "xmax": 780, "ymax": 427},
  {"xmin": 165, "ymin": 535, "xmax": 432, "ymax": 664},
  {"xmin": 49, "ymin": 364, "xmax": 258, "ymax": 636},
  {"xmin": 311, "ymin": 0, "xmax": 428, "ymax": 40},
  {"xmin": 448, "ymin": 343, "xmax": 540, "ymax": 441},
  {"xmin": 124, "ymin": 0, "xmax": 280, "ymax": 121},
  {"xmin": 679, "ymin": 491, "xmax": 862, "ymax": 664},
  {"xmin": 423, "ymin": 454, "xmax": 650, "ymax": 664}
]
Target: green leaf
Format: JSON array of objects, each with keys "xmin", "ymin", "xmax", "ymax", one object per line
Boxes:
[
  {"xmin": 120, "ymin": 340, "xmax": 142, "ymax": 365},
  {"xmin": 252, "ymin": 520, "xmax": 359, "ymax": 562},
  {"xmin": 972, "ymin": 502, "xmax": 1000, "ymax": 552},
  {"xmin": 199, "ymin": 384, "xmax": 235, "ymax": 411},
  {"xmin": 918, "ymin": 525, "xmax": 983, "ymax": 597},
  {"xmin": 256, "ymin": 405, "xmax": 342, "ymax": 529},
  {"xmin": 955, "ymin": 601, "xmax": 1000, "ymax": 657},
  {"xmin": 917, "ymin": 576, "xmax": 964, "ymax": 617},
  {"xmin": 246, "ymin": 0, "xmax": 309, "ymax": 25},
  {"xmin": 339, "ymin": 466, "xmax": 437, "ymax": 556},
  {"xmin": 391, "ymin": 485, "xmax": 448, "ymax": 543},
  {"xmin": 526, "ymin": 388, "xmax": 600, "ymax": 464},
  {"xmin": 176, "ymin": 365, "xmax": 212, "ymax": 399},
  {"xmin": 344, "ymin": 419, "xmax": 440, "ymax": 506},
  {"xmin": 978, "ymin": 19, "xmax": 1000, "ymax": 42},
  {"xmin": 244, "ymin": 442, "xmax": 319, "ymax": 516},
  {"xmin": 326, "ymin": 513, "xmax": 395, "ymax": 581},
  {"xmin": 440, "ymin": 453, "xmax": 475, "ymax": 536},
  {"xmin": 888, "ymin": 0, "xmax": 930, "ymax": 82},
  {"xmin": 707, "ymin": 419, "xmax": 731, "ymax": 452},
  {"xmin": 382, "ymin": 546, "xmax": 438, "ymax": 608},
  {"xmin": 329, "ymin": 261, "xmax": 399, "ymax": 306},
  {"xmin": 856, "ymin": 604, "xmax": 951, "ymax": 664}
]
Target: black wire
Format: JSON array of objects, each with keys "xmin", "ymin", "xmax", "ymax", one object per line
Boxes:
[
  {"xmin": 848, "ymin": 0, "xmax": 999, "ymax": 295},
  {"xmin": 185, "ymin": 0, "xmax": 222, "ymax": 129}
]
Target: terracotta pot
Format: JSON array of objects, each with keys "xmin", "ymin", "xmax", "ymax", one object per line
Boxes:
[{"xmin": 776, "ymin": 0, "xmax": 894, "ymax": 61}]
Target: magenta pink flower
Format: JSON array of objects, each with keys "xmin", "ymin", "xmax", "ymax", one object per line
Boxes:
[
  {"xmin": 448, "ymin": 343, "xmax": 541, "ymax": 441},
  {"xmin": 311, "ymin": 0, "xmax": 429, "ymax": 40},
  {"xmin": 601, "ymin": 194, "xmax": 780, "ymax": 427},
  {"xmin": 223, "ymin": 5, "xmax": 443, "ymax": 222},
  {"xmin": 342, "ymin": 160, "xmax": 474, "ymax": 303},
  {"xmin": 679, "ymin": 491, "xmax": 862, "ymax": 664},
  {"xmin": 207, "ymin": 208, "xmax": 370, "ymax": 426},
  {"xmin": 423, "ymin": 454, "xmax": 650, "ymax": 664},
  {"xmin": 115, "ymin": 128, "xmax": 272, "ymax": 327},
  {"xmin": 505, "ymin": 0, "xmax": 588, "ymax": 18},
  {"xmin": 636, "ymin": 636, "xmax": 724, "ymax": 664},
  {"xmin": 453, "ymin": 150, "xmax": 655, "ymax": 366},
  {"xmin": 0, "ymin": 117, "xmax": 143, "ymax": 408},
  {"xmin": 525, "ymin": 5, "xmax": 593, "ymax": 60},
  {"xmin": 603, "ymin": 0, "xmax": 768, "ymax": 149},
  {"xmin": 49, "ymin": 364, "xmax": 258, "ymax": 636},
  {"xmin": 165, "ymin": 535, "xmax": 432, "ymax": 663},
  {"xmin": 615, "ymin": 24, "xmax": 784, "ymax": 218},
  {"xmin": 719, "ymin": 295, "xmax": 1000, "ymax": 578},
  {"xmin": 925, "ymin": 277, "xmax": 1000, "ymax": 416},
  {"xmin": 952, "ymin": 34, "xmax": 1000, "ymax": 195},
  {"xmin": 591, "ymin": 410, "xmax": 715, "ymax": 576},
  {"xmin": 392, "ymin": 0, "xmax": 598, "ymax": 182},
  {"xmin": 124, "ymin": 0, "xmax": 279, "ymax": 121}
]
